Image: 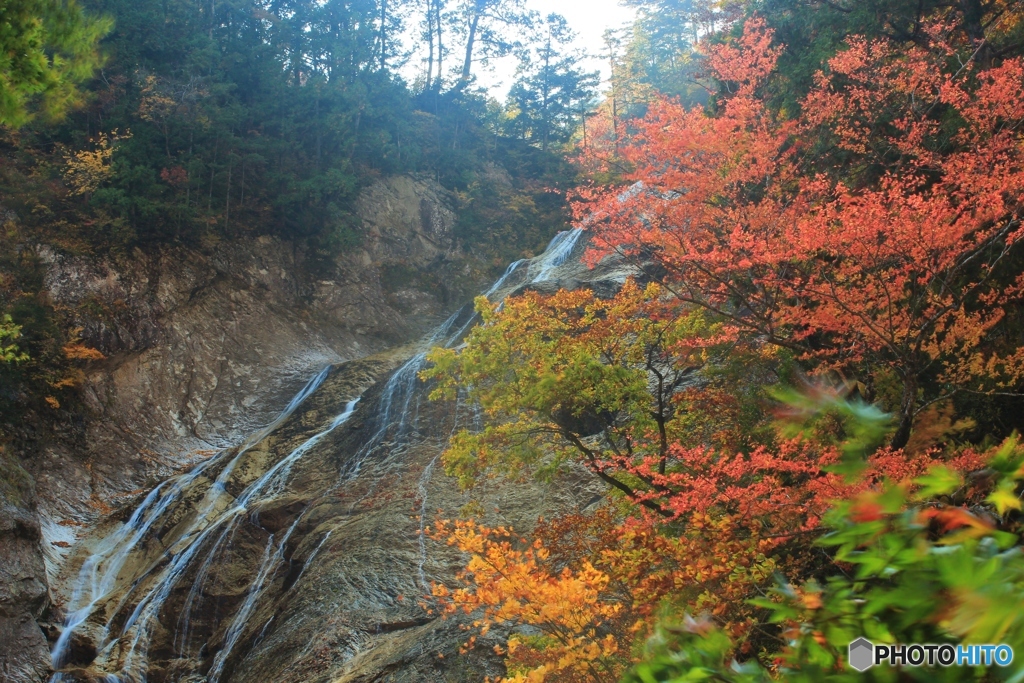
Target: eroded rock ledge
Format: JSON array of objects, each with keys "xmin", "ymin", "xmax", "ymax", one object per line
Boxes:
[{"xmin": 2, "ymin": 174, "xmax": 481, "ymax": 683}]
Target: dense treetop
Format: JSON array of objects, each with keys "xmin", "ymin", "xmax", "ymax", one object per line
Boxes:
[
  {"xmin": 7, "ymin": 2, "xmax": 1024, "ymax": 681},
  {"xmin": 421, "ymin": 3, "xmax": 1024, "ymax": 682},
  {"xmin": 0, "ymin": 0, "xmax": 111, "ymax": 127}
]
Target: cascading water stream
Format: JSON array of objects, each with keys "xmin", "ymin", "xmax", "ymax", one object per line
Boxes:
[
  {"xmin": 48, "ymin": 228, "xmax": 593, "ymax": 683},
  {"xmin": 49, "ymin": 368, "xmax": 332, "ymax": 674},
  {"xmin": 173, "ymin": 520, "xmax": 237, "ymax": 657},
  {"xmin": 114, "ymin": 397, "xmax": 363, "ymax": 679},
  {"xmin": 203, "ymin": 398, "xmax": 361, "ymax": 682},
  {"xmin": 290, "ymin": 530, "xmax": 331, "ymax": 590},
  {"xmin": 48, "ymin": 386, "xmax": 356, "ymax": 681},
  {"xmin": 529, "ymin": 228, "xmax": 584, "ymax": 283}
]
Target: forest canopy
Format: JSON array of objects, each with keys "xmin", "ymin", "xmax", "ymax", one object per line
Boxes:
[
  {"xmin": 7, "ymin": 0, "xmax": 1024, "ymax": 681},
  {"xmin": 0, "ymin": 0, "xmax": 111, "ymax": 127},
  {"xmin": 0, "ymin": 0, "xmax": 605, "ymax": 254},
  {"xmin": 0, "ymin": 0, "xmax": 603, "ymax": 429},
  {"xmin": 421, "ymin": 2, "xmax": 1024, "ymax": 682}
]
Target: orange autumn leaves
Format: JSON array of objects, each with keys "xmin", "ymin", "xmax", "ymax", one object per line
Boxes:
[
  {"xmin": 423, "ymin": 282, "xmax": 988, "ymax": 682},
  {"xmin": 576, "ymin": 18, "xmax": 1024, "ymax": 449},
  {"xmin": 425, "ymin": 282, "xmax": 982, "ymax": 535},
  {"xmin": 428, "ymin": 513, "xmax": 774, "ymax": 683},
  {"xmin": 423, "ymin": 16, "xmax": 1024, "ymax": 683},
  {"xmin": 430, "ymin": 519, "xmax": 622, "ymax": 683}
]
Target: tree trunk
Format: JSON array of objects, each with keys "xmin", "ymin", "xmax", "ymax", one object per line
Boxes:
[
  {"xmin": 581, "ymin": 102, "xmax": 587, "ymax": 148},
  {"xmin": 435, "ymin": 0, "xmax": 444, "ymax": 90},
  {"xmin": 348, "ymin": 109, "xmax": 362, "ymax": 161},
  {"xmin": 208, "ymin": 140, "xmax": 218, "ymax": 214},
  {"xmin": 224, "ymin": 154, "xmax": 231, "ymax": 231},
  {"xmin": 379, "ymin": 0, "xmax": 388, "ymax": 70},
  {"xmin": 889, "ymin": 376, "xmax": 918, "ymax": 450},
  {"xmin": 315, "ymin": 89, "xmax": 321, "ymax": 172},
  {"xmin": 541, "ymin": 38, "xmax": 551, "ymax": 151},
  {"xmin": 958, "ymin": 0, "xmax": 991, "ymax": 66},
  {"xmin": 461, "ymin": 8, "xmax": 480, "ymax": 85},
  {"xmin": 425, "ymin": 0, "xmax": 434, "ymax": 89}
]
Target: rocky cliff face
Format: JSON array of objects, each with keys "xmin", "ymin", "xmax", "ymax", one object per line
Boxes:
[
  {"xmin": 1, "ymin": 174, "xmax": 482, "ymax": 682},
  {"xmin": 2, "ymin": 174, "xmax": 631, "ymax": 683},
  {"xmin": 1, "ymin": 494, "xmax": 51, "ymax": 682}
]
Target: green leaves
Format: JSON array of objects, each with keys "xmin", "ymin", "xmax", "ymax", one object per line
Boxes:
[
  {"xmin": 771, "ymin": 383, "xmax": 892, "ymax": 475},
  {"xmin": 626, "ymin": 624, "xmax": 774, "ymax": 683},
  {"xmin": 975, "ymin": 434, "xmax": 1024, "ymax": 519},
  {"xmin": 0, "ymin": 0, "xmax": 111, "ymax": 127},
  {"xmin": 0, "ymin": 314, "xmax": 29, "ymax": 364},
  {"xmin": 423, "ymin": 282, "xmax": 698, "ymax": 488},
  {"xmin": 912, "ymin": 466, "xmax": 962, "ymax": 501},
  {"xmin": 627, "ymin": 436, "xmax": 1024, "ymax": 682},
  {"xmin": 502, "ymin": 13, "xmax": 599, "ymax": 150},
  {"xmin": 422, "ymin": 282, "xmax": 797, "ymax": 528},
  {"xmin": 988, "ymin": 435, "xmax": 1024, "ymax": 478},
  {"xmin": 989, "ymin": 480, "xmax": 1023, "ymax": 516}
]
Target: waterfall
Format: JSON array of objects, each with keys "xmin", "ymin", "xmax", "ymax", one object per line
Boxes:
[
  {"xmin": 529, "ymin": 228, "xmax": 583, "ymax": 283},
  {"xmin": 48, "ymin": 228, "xmax": 595, "ymax": 683},
  {"xmin": 115, "ymin": 397, "xmax": 363, "ymax": 678},
  {"xmin": 52, "ymin": 362, "xmax": 330, "ymax": 673}
]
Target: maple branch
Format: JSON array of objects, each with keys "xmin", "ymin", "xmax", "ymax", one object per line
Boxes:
[
  {"xmin": 760, "ymin": 527, "xmax": 824, "ymax": 540},
  {"xmin": 646, "ymin": 342, "xmax": 672, "ymax": 474},
  {"xmin": 912, "ymin": 389, "xmax": 960, "ymax": 416},
  {"xmin": 959, "ymin": 388, "xmax": 1024, "ymax": 398},
  {"xmin": 642, "ymin": 246, "xmax": 807, "ymax": 352},
  {"xmin": 814, "ymin": 273, "xmax": 905, "ymax": 361},
  {"xmin": 564, "ymin": 431, "xmax": 671, "ymax": 518}
]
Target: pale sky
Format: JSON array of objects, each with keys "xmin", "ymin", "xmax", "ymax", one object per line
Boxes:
[
  {"xmin": 484, "ymin": 0, "xmax": 638, "ymax": 98},
  {"xmin": 400, "ymin": 0, "xmax": 637, "ymax": 100}
]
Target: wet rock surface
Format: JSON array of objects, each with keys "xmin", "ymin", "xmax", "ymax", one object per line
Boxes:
[
  {"xmin": 3, "ymin": 174, "xmax": 475, "ymax": 682},
  {"xmin": 0, "ymin": 498, "xmax": 52, "ymax": 683},
  {"xmin": 7, "ymin": 190, "xmax": 632, "ymax": 682},
  {"xmin": 27, "ymin": 174, "xmax": 473, "ymax": 577}
]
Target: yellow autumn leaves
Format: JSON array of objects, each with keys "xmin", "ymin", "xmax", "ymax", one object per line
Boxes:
[
  {"xmin": 430, "ymin": 519, "xmax": 623, "ymax": 683},
  {"xmin": 62, "ymin": 129, "xmax": 131, "ymax": 196}
]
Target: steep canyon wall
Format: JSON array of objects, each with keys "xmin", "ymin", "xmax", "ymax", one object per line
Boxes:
[
  {"xmin": 2, "ymin": 174, "xmax": 629, "ymax": 683},
  {"xmin": 3, "ymin": 175, "xmax": 472, "ymax": 682}
]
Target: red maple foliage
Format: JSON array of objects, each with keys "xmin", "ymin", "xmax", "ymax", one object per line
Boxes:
[{"xmin": 575, "ymin": 18, "xmax": 1024, "ymax": 447}]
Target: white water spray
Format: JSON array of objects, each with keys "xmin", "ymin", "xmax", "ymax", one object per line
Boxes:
[{"xmin": 49, "ymin": 227, "xmax": 598, "ymax": 682}]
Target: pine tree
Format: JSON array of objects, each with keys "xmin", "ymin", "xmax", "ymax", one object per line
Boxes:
[
  {"xmin": 0, "ymin": 0, "xmax": 111, "ymax": 126},
  {"xmin": 503, "ymin": 13, "xmax": 598, "ymax": 150}
]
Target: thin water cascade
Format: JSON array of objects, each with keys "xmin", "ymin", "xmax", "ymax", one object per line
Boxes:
[
  {"xmin": 291, "ymin": 530, "xmax": 332, "ymax": 589},
  {"xmin": 529, "ymin": 228, "xmax": 583, "ymax": 283},
  {"xmin": 335, "ymin": 305, "xmax": 474, "ymax": 494},
  {"xmin": 201, "ymin": 397, "xmax": 358, "ymax": 681},
  {"xmin": 173, "ymin": 520, "xmax": 237, "ymax": 658},
  {"xmin": 206, "ymin": 526, "xmax": 284, "ymax": 683},
  {"xmin": 415, "ymin": 385, "xmax": 470, "ymax": 593},
  {"xmin": 51, "ymin": 365, "xmax": 333, "ymax": 672},
  {"xmin": 483, "ymin": 258, "xmax": 526, "ymax": 297},
  {"xmin": 48, "ymin": 390, "xmax": 358, "ymax": 682},
  {"xmin": 48, "ymin": 227, "xmax": 598, "ymax": 683},
  {"xmin": 115, "ymin": 397, "xmax": 363, "ymax": 679}
]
